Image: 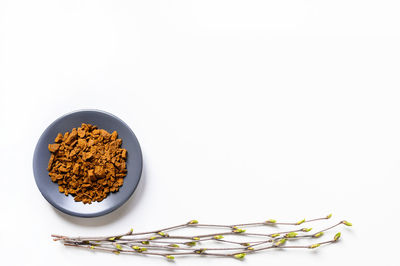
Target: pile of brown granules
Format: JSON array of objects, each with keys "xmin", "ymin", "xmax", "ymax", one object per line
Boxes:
[{"xmin": 47, "ymin": 123, "xmax": 127, "ymax": 204}]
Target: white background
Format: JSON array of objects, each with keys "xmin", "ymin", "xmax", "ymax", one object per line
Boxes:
[{"xmin": 1, "ymin": 1, "xmax": 399, "ymax": 265}]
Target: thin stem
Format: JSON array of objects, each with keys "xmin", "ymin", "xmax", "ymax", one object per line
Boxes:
[
  {"xmin": 317, "ymin": 222, "xmax": 343, "ymax": 234},
  {"xmin": 190, "ymin": 223, "xmax": 233, "ymax": 228},
  {"xmin": 54, "ymin": 217, "xmax": 349, "ymax": 259},
  {"xmin": 280, "ymin": 240, "xmax": 335, "ymax": 249},
  {"xmin": 188, "ymin": 216, "xmax": 330, "ymax": 228}
]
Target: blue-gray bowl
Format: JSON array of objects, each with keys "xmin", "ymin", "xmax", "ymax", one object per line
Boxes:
[{"xmin": 33, "ymin": 110, "xmax": 143, "ymax": 217}]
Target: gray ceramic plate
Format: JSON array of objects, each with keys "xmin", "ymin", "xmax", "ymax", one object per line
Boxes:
[{"xmin": 33, "ymin": 110, "xmax": 143, "ymax": 217}]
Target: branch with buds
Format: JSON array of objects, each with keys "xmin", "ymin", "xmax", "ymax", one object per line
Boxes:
[{"xmin": 52, "ymin": 214, "xmax": 352, "ymax": 260}]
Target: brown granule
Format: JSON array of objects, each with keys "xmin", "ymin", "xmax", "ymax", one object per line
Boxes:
[{"xmin": 47, "ymin": 123, "xmax": 127, "ymax": 204}]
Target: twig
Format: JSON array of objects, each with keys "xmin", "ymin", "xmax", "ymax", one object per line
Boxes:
[{"xmin": 53, "ymin": 215, "xmax": 351, "ymax": 260}]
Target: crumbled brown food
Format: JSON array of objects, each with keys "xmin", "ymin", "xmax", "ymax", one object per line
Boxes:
[{"xmin": 47, "ymin": 123, "xmax": 127, "ymax": 204}]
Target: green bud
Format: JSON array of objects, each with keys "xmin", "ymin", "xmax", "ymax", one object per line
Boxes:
[
  {"xmin": 140, "ymin": 247, "xmax": 147, "ymax": 252},
  {"xmin": 90, "ymin": 246, "xmax": 95, "ymax": 249},
  {"xmin": 234, "ymin": 253, "xmax": 246, "ymax": 259},
  {"xmin": 274, "ymin": 238, "xmax": 287, "ymax": 247},
  {"xmin": 309, "ymin": 244, "xmax": 320, "ymax": 249},
  {"xmin": 302, "ymin": 228, "xmax": 312, "ymax": 232},
  {"xmin": 113, "ymin": 251, "xmax": 120, "ymax": 255},
  {"xmin": 296, "ymin": 218, "xmax": 305, "ymax": 225},
  {"xmin": 285, "ymin": 232, "xmax": 298, "ymax": 238},
  {"xmin": 247, "ymin": 247, "xmax": 254, "ymax": 250},
  {"xmin": 108, "ymin": 237, "xmax": 116, "ymax": 241},
  {"xmin": 334, "ymin": 232, "xmax": 341, "ymax": 241},
  {"xmin": 266, "ymin": 219, "xmax": 276, "ymax": 224},
  {"xmin": 149, "ymin": 236, "xmax": 157, "ymax": 240},
  {"xmin": 115, "ymin": 244, "xmax": 122, "ymax": 250},
  {"xmin": 157, "ymin": 231, "xmax": 166, "ymax": 236},
  {"xmin": 185, "ymin": 241, "xmax": 196, "ymax": 246},
  {"xmin": 192, "ymin": 237, "xmax": 200, "ymax": 240},
  {"xmin": 141, "ymin": 241, "xmax": 149, "ymax": 245},
  {"xmin": 342, "ymin": 220, "xmax": 352, "ymax": 226},
  {"xmin": 195, "ymin": 248, "xmax": 206, "ymax": 254},
  {"xmin": 213, "ymin": 235, "xmax": 224, "ymax": 240},
  {"xmin": 233, "ymin": 228, "xmax": 246, "ymax": 233},
  {"xmin": 169, "ymin": 244, "xmax": 180, "ymax": 248},
  {"xmin": 241, "ymin": 243, "xmax": 250, "ymax": 246},
  {"xmin": 189, "ymin": 220, "xmax": 198, "ymax": 224},
  {"xmin": 313, "ymin": 232, "xmax": 324, "ymax": 238},
  {"xmin": 166, "ymin": 255, "xmax": 175, "ymax": 260},
  {"xmin": 326, "ymin": 214, "xmax": 332, "ymax": 219},
  {"xmin": 132, "ymin": 246, "xmax": 140, "ymax": 250},
  {"xmin": 271, "ymin": 233, "xmax": 280, "ymax": 238},
  {"xmin": 130, "ymin": 228, "xmax": 134, "ymax": 233}
]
